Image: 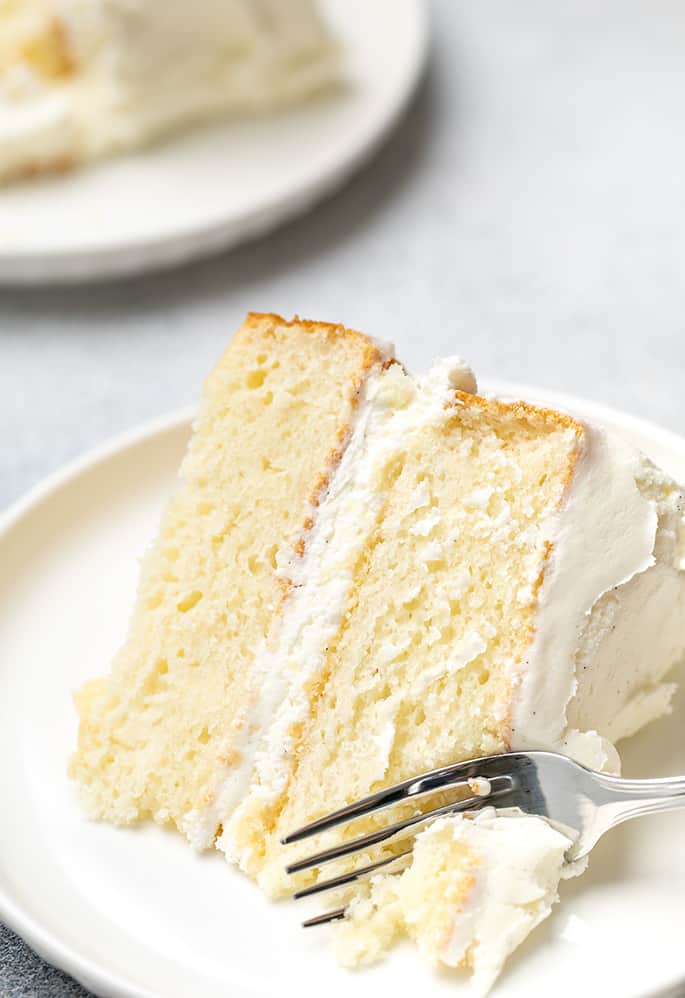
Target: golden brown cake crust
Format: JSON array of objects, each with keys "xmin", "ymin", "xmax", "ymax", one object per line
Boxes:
[
  {"xmin": 451, "ymin": 389, "xmax": 585, "ymax": 438},
  {"xmin": 241, "ymin": 312, "xmax": 388, "ymax": 380},
  {"xmin": 2, "ymin": 155, "xmax": 75, "ymax": 185}
]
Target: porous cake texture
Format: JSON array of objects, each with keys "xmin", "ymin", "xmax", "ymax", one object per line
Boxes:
[
  {"xmin": 0, "ymin": 0, "xmax": 338, "ymax": 182},
  {"xmin": 224, "ymin": 367, "xmax": 685, "ymax": 899},
  {"xmin": 71, "ymin": 314, "xmax": 685, "ymax": 991},
  {"xmin": 70, "ymin": 314, "xmax": 390, "ymax": 837},
  {"xmin": 224, "ymin": 369, "xmax": 586, "ymax": 888}
]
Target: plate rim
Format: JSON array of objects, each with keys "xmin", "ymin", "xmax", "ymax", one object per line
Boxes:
[
  {"xmin": 0, "ymin": 0, "xmax": 429, "ymax": 285},
  {"xmin": 1, "ymin": 382, "xmax": 685, "ymax": 998}
]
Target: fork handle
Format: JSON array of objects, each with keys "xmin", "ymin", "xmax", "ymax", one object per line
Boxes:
[{"xmin": 596, "ymin": 772, "xmax": 685, "ymax": 826}]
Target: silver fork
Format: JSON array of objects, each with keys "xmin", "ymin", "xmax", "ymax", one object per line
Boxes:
[{"xmin": 282, "ymin": 750, "xmax": 685, "ymax": 927}]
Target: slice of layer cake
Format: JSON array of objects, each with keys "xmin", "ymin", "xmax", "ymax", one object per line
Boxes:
[
  {"xmin": 0, "ymin": 0, "xmax": 338, "ymax": 182},
  {"xmin": 70, "ymin": 313, "xmax": 391, "ymax": 839},
  {"xmin": 71, "ymin": 314, "xmax": 685, "ymax": 992}
]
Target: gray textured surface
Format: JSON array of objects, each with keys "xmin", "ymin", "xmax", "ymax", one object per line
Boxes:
[
  {"xmin": 0, "ymin": 931, "xmax": 90, "ymax": 998},
  {"xmin": 2, "ymin": 0, "xmax": 685, "ymax": 994}
]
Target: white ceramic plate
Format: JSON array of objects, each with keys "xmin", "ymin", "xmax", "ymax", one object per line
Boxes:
[
  {"xmin": 0, "ymin": 0, "xmax": 427, "ymax": 285},
  {"xmin": 1, "ymin": 382, "xmax": 684, "ymax": 998}
]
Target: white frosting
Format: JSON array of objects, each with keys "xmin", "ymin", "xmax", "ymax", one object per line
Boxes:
[
  {"xmin": 217, "ymin": 357, "xmax": 478, "ymax": 860},
  {"xmin": 424, "ymin": 354, "xmax": 478, "ymax": 395},
  {"xmin": 0, "ymin": 0, "xmax": 338, "ymax": 180},
  {"xmin": 432, "ymin": 810, "xmax": 574, "ymax": 996},
  {"xmin": 511, "ymin": 425, "xmax": 685, "ymax": 771}
]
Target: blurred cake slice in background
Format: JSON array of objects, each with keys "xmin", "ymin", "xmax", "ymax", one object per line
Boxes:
[{"xmin": 0, "ymin": 0, "xmax": 339, "ymax": 183}]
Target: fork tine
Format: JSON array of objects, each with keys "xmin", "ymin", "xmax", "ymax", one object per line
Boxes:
[
  {"xmin": 281, "ymin": 756, "xmax": 498, "ymax": 845},
  {"xmin": 285, "ymin": 793, "xmax": 493, "ymax": 875},
  {"xmin": 293, "ymin": 848, "xmax": 413, "ymax": 900},
  {"xmin": 302, "ymin": 907, "xmax": 347, "ymax": 928}
]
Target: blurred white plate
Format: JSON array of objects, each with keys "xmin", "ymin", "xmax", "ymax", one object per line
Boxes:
[
  {"xmin": 0, "ymin": 0, "xmax": 427, "ymax": 285},
  {"xmin": 1, "ymin": 383, "xmax": 684, "ymax": 998}
]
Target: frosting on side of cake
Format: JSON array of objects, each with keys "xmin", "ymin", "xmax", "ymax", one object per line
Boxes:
[
  {"xmin": 511, "ymin": 425, "xmax": 685, "ymax": 771},
  {"xmin": 0, "ymin": 0, "xmax": 339, "ymax": 180},
  {"xmin": 212, "ymin": 358, "xmax": 478, "ymax": 859}
]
